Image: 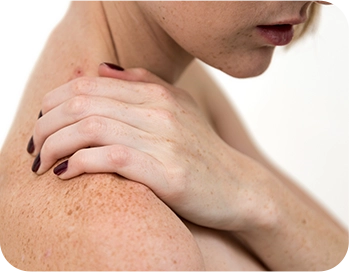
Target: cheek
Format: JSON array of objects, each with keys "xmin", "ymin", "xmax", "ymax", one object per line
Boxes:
[{"xmin": 141, "ymin": 2, "xmax": 275, "ymax": 78}]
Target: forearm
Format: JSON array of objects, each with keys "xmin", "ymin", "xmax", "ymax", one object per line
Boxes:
[
  {"xmin": 235, "ymin": 169, "xmax": 348, "ymax": 271},
  {"xmin": 179, "ymin": 64, "xmax": 348, "ymax": 270}
]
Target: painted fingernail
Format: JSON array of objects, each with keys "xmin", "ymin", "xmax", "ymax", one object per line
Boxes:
[
  {"xmin": 54, "ymin": 160, "xmax": 68, "ymax": 176},
  {"xmin": 101, "ymin": 62, "xmax": 124, "ymax": 71},
  {"xmin": 27, "ymin": 136, "xmax": 35, "ymax": 154},
  {"xmin": 38, "ymin": 110, "xmax": 43, "ymax": 119},
  {"xmin": 31, "ymin": 153, "xmax": 41, "ymax": 173}
]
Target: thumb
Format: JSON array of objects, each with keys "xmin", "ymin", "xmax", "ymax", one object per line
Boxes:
[{"xmin": 99, "ymin": 62, "xmax": 172, "ymax": 88}]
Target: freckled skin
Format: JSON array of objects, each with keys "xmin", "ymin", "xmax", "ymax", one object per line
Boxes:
[
  {"xmin": 0, "ymin": 3, "xmax": 204, "ymax": 270},
  {"xmin": 137, "ymin": 1, "xmax": 278, "ymax": 78},
  {"xmin": 1, "ymin": 1, "xmax": 346, "ymax": 271}
]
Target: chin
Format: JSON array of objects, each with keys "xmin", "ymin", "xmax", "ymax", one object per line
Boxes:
[
  {"xmin": 214, "ymin": 47, "xmax": 275, "ymax": 79},
  {"xmin": 233, "ymin": 62, "xmax": 271, "ymax": 78}
]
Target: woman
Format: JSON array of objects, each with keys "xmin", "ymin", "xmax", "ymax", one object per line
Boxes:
[{"xmin": 0, "ymin": 1, "xmax": 347, "ymax": 270}]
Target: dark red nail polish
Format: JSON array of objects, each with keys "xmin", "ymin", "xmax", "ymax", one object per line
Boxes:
[
  {"xmin": 31, "ymin": 153, "xmax": 41, "ymax": 173},
  {"xmin": 102, "ymin": 62, "xmax": 124, "ymax": 71},
  {"xmin": 54, "ymin": 160, "xmax": 68, "ymax": 175},
  {"xmin": 38, "ymin": 110, "xmax": 43, "ymax": 119},
  {"xmin": 27, "ymin": 136, "xmax": 35, "ymax": 154}
]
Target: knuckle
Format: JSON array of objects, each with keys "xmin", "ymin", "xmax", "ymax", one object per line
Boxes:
[
  {"xmin": 146, "ymin": 108, "xmax": 177, "ymax": 125},
  {"xmin": 71, "ymin": 149, "xmax": 88, "ymax": 171},
  {"xmin": 106, "ymin": 145, "xmax": 131, "ymax": 168},
  {"xmin": 158, "ymin": 108, "xmax": 176, "ymax": 121},
  {"xmin": 65, "ymin": 95, "xmax": 90, "ymax": 118},
  {"xmin": 41, "ymin": 93, "xmax": 53, "ymax": 113},
  {"xmin": 78, "ymin": 116, "xmax": 106, "ymax": 139},
  {"xmin": 133, "ymin": 67, "xmax": 151, "ymax": 81},
  {"xmin": 33, "ymin": 118, "xmax": 45, "ymax": 140},
  {"xmin": 153, "ymin": 84, "xmax": 173, "ymax": 101},
  {"xmin": 164, "ymin": 164, "xmax": 188, "ymax": 195},
  {"xmin": 71, "ymin": 76, "xmax": 95, "ymax": 95},
  {"xmin": 40, "ymin": 135, "xmax": 59, "ymax": 161}
]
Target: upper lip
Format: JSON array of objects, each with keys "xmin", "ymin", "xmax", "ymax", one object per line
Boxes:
[{"xmin": 261, "ymin": 17, "xmax": 308, "ymax": 27}]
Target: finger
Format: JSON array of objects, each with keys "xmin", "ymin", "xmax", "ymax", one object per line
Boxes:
[
  {"xmin": 32, "ymin": 96, "xmax": 148, "ymax": 155},
  {"xmin": 98, "ymin": 64, "xmax": 185, "ymax": 105},
  {"xmin": 99, "ymin": 63, "xmax": 175, "ymax": 90},
  {"xmin": 41, "ymin": 76, "xmax": 147, "ymax": 115},
  {"xmin": 54, "ymin": 145, "xmax": 168, "ymax": 193},
  {"xmin": 35, "ymin": 116, "xmax": 151, "ymax": 175}
]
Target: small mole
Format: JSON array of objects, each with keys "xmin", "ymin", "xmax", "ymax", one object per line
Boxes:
[
  {"xmin": 73, "ymin": 67, "xmax": 84, "ymax": 78},
  {"xmin": 76, "ymin": 69, "xmax": 83, "ymax": 76}
]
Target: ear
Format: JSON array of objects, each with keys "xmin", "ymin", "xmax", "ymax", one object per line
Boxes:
[{"xmin": 98, "ymin": 62, "xmax": 172, "ymax": 88}]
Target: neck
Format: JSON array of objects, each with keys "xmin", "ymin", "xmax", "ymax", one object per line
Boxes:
[{"xmin": 101, "ymin": 1, "xmax": 193, "ymax": 83}]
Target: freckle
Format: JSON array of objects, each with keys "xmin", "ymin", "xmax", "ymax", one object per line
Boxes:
[
  {"xmin": 67, "ymin": 209, "xmax": 73, "ymax": 216},
  {"xmin": 302, "ymin": 219, "xmax": 307, "ymax": 225}
]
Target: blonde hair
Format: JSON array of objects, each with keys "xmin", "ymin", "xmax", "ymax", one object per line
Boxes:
[{"xmin": 292, "ymin": 3, "xmax": 321, "ymax": 42}]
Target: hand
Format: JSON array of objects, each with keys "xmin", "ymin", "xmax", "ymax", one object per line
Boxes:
[{"xmin": 28, "ymin": 63, "xmax": 276, "ymax": 231}]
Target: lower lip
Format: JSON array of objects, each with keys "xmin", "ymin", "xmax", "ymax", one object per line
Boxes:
[{"xmin": 257, "ymin": 25, "xmax": 294, "ymax": 46}]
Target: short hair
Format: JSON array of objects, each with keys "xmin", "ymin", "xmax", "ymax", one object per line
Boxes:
[{"xmin": 293, "ymin": 3, "xmax": 321, "ymax": 42}]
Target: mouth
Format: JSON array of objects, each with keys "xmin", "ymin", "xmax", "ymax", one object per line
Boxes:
[{"xmin": 257, "ymin": 24, "xmax": 294, "ymax": 46}]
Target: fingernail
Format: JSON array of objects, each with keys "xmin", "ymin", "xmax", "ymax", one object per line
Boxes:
[
  {"xmin": 38, "ymin": 110, "xmax": 43, "ymax": 119},
  {"xmin": 54, "ymin": 160, "xmax": 68, "ymax": 176},
  {"xmin": 27, "ymin": 136, "xmax": 35, "ymax": 154},
  {"xmin": 31, "ymin": 153, "xmax": 41, "ymax": 173},
  {"xmin": 101, "ymin": 62, "xmax": 124, "ymax": 71}
]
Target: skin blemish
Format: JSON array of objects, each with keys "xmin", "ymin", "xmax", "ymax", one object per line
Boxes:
[
  {"xmin": 74, "ymin": 67, "xmax": 84, "ymax": 77},
  {"xmin": 68, "ymin": 66, "xmax": 85, "ymax": 81}
]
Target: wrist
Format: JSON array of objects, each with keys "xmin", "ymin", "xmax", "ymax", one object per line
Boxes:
[{"xmin": 228, "ymin": 160, "xmax": 284, "ymax": 233}]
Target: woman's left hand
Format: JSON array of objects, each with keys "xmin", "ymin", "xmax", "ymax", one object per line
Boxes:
[{"xmin": 29, "ymin": 63, "xmax": 274, "ymax": 231}]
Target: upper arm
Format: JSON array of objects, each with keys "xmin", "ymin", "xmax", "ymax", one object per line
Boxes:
[{"xmin": 0, "ymin": 169, "xmax": 203, "ymax": 270}]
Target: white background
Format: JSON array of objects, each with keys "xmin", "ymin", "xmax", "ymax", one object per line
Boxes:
[{"xmin": 0, "ymin": 1, "xmax": 348, "ymax": 271}]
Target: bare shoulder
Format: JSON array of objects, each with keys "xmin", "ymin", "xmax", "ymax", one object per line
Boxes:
[
  {"xmin": 0, "ymin": 160, "xmax": 203, "ymax": 270},
  {"xmin": 176, "ymin": 60, "xmax": 262, "ymax": 159},
  {"xmin": 0, "ymin": 4, "xmax": 203, "ymax": 270}
]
